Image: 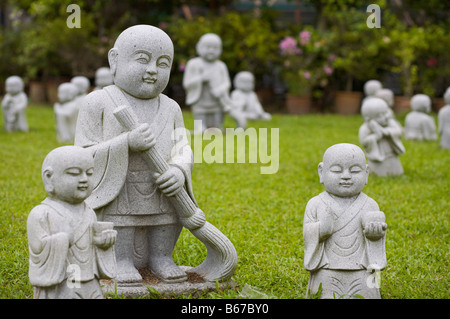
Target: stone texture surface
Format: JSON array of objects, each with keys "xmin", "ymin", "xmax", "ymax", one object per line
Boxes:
[
  {"xmin": 359, "ymin": 98, "xmax": 405, "ymax": 176},
  {"xmin": 229, "ymin": 71, "xmax": 271, "ymax": 129},
  {"xmin": 438, "ymin": 87, "xmax": 450, "ymax": 149},
  {"xmin": 303, "ymin": 143, "xmax": 387, "ymax": 299},
  {"xmin": 75, "ymin": 25, "xmax": 237, "ymax": 289},
  {"xmin": 1, "ymin": 75, "xmax": 28, "ymax": 132},
  {"xmin": 101, "ymin": 267, "xmax": 236, "ymax": 298},
  {"xmin": 404, "ymin": 94, "xmax": 437, "ymax": 141},
  {"xmin": 27, "ymin": 146, "xmax": 117, "ymax": 299},
  {"xmin": 182, "ymin": 33, "xmax": 234, "ymax": 133}
]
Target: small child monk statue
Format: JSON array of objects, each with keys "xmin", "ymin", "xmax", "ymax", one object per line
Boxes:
[
  {"xmin": 94, "ymin": 67, "xmax": 114, "ymax": 91},
  {"xmin": 27, "ymin": 146, "xmax": 117, "ymax": 299},
  {"xmin": 182, "ymin": 33, "xmax": 234, "ymax": 133},
  {"xmin": 1, "ymin": 75, "xmax": 28, "ymax": 132},
  {"xmin": 75, "ymin": 25, "xmax": 196, "ymax": 284},
  {"xmin": 54, "ymin": 82, "xmax": 79, "ymax": 143},
  {"xmin": 303, "ymin": 143, "xmax": 387, "ymax": 299},
  {"xmin": 438, "ymin": 87, "xmax": 450, "ymax": 149},
  {"xmin": 229, "ymin": 71, "xmax": 271, "ymax": 129},
  {"xmin": 359, "ymin": 97, "xmax": 405, "ymax": 176},
  {"xmin": 404, "ymin": 94, "xmax": 437, "ymax": 141}
]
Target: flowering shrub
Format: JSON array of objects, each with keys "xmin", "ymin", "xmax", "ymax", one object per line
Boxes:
[
  {"xmin": 279, "ymin": 29, "xmax": 336, "ymax": 97},
  {"xmin": 278, "ymin": 28, "xmax": 335, "ymax": 96}
]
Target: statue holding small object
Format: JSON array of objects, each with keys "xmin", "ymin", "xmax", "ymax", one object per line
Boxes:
[
  {"xmin": 303, "ymin": 143, "xmax": 387, "ymax": 299},
  {"xmin": 27, "ymin": 146, "xmax": 117, "ymax": 299}
]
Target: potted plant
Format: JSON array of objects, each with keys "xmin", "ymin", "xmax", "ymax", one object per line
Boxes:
[{"xmin": 278, "ymin": 28, "xmax": 334, "ymax": 114}]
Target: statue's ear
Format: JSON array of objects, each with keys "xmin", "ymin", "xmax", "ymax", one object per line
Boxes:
[
  {"xmin": 42, "ymin": 168, "xmax": 54, "ymax": 195},
  {"xmin": 108, "ymin": 48, "xmax": 119, "ymax": 76},
  {"xmin": 318, "ymin": 162, "xmax": 324, "ymax": 184}
]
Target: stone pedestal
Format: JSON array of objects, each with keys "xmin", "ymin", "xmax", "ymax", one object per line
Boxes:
[{"xmin": 102, "ymin": 267, "xmax": 236, "ymax": 298}]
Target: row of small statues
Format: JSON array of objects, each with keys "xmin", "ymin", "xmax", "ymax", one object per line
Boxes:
[
  {"xmin": 359, "ymin": 80, "xmax": 450, "ymax": 177},
  {"xmin": 3, "ymin": 74, "xmax": 450, "ymax": 150},
  {"xmin": 1, "ymin": 25, "xmax": 448, "ymax": 299},
  {"xmin": 1, "ymin": 32, "xmax": 272, "ymax": 142}
]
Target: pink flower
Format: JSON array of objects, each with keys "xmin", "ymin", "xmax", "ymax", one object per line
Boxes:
[
  {"xmin": 323, "ymin": 65, "xmax": 333, "ymax": 75},
  {"xmin": 327, "ymin": 54, "xmax": 337, "ymax": 62},
  {"xmin": 279, "ymin": 36, "xmax": 301, "ymax": 56},
  {"xmin": 303, "ymin": 72, "xmax": 311, "ymax": 79},
  {"xmin": 299, "ymin": 31, "xmax": 311, "ymax": 46}
]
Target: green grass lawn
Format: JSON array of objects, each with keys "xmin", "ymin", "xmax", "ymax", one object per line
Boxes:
[{"xmin": 0, "ymin": 103, "xmax": 448, "ymax": 299}]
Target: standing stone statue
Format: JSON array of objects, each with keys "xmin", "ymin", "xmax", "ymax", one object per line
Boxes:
[
  {"xmin": 27, "ymin": 146, "xmax": 117, "ymax": 299},
  {"xmin": 71, "ymin": 76, "xmax": 91, "ymax": 121},
  {"xmin": 75, "ymin": 25, "xmax": 237, "ymax": 286},
  {"xmin": 182, "ymin": 33, "xmax": 234, "ymax": 134},
  {"xmin": 404, "ymin": 94, "xmax": 437, "ymax": 141},
  {"xmin": 303, "ymin": 143, "xmax": 387, "ymax": 299},
  {"xmin": 229, "ymin": 71, "xmax": 271, "ymax": 129},
  {"xmin": 438, "ymin": 87, "xmax": 450, "ymax": 149},
  {"xmin": 54, "ymin": 82, "xmax": 79, "ymax": 143},
  {"xmin": 1, "ymin": 75, "xmax": 28, "ymax": 132},
  {"xmin": 94, "ymin": 67, "xmax": 114, "ymax": 90},
  {"xmin": 362, "ymin": 79, "xmax": 382, "ymax": 104},
  {"xmin": 359, "ymin": 98, "xmax": 405, "ymax": 176}
]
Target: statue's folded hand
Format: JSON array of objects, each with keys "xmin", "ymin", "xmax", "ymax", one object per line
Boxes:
[{"xmin": 153, "ymin": 166, "xmax": 185, "ymax": 197}]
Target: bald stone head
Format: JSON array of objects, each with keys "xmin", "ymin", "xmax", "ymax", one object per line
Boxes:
[
  {"xmin": 71, "ymin": 76, "xmax": 91, "ymax": 95},
  {"xmin": 374, "ymin": 88, "xmax": 394, "ymax": 108},
  {"xmin": 234, "ymin": 71, "xmax": 255, "ymax": 92},
  {"xmin": 108, "ymin": 25, "xmax": 174, "ymax": 99},
  {"xmin": 196, "ymin": 33, "xmax": 222, "ymax": 62},
  {"xmin": 364, "ymin": 80, "xmax": 382, "ymax": 96},
  {"xmin": 42, "ymin": 146, "xmax": 94, "ymax": 204},
  {"xmin": 318, "ymin": 143, "xmax": 369, "ymax": 197},
  {"xmin": 444, "ymin": 87, "xmax": 450, "ymax": 104},
  {"xmin": 5, "ymin": 76, "xmax": 24, "ymax": 95},
  {"xmin": 361, "ymin": 97, "xmax": 390, "ymax": 126},
  {"xmin": 410, "ymin": 94, "xmax": 431, "ymax": 113}
]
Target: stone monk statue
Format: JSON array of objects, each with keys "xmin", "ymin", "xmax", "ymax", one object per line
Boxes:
[
  {"xmin": 303, "ymin": 143, "xmax": 387, "ymax": 299},
  {"xmin": 27, "ymin": 146, "xmax": 117, "ymax": 299},
  {"xmin": 75, "ymin": 25, "xmax": 197, "ymax": 284}
]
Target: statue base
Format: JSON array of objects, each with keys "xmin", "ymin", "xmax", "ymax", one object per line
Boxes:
[{"xmin": 101, "ymin": 266, "xmax": 236, "ymax": 298}]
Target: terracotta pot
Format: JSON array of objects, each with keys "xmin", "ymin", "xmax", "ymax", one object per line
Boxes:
[
  {"xmin": 333, "ymin": 91, "xmax": 362, "ymax": 115},
  {"xmin": 432, "ymin": 98, "xmax": 446, "ymax": 112},
  {"xmin": 285, "ymin": 94, "xmax": 311, "ymax": 114},
  {"xmin": 393, "ymin": 96, "xmax": 410, "ymax": 114},
  {"xmin": 29, "ymin": 81, "xmax": 47, "ymax": 104},
  {"xmin": 256, "ymin": 88, "xmax": 274, "ymax": 105}
]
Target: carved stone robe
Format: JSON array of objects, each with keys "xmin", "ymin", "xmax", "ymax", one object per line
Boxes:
[
  {"xmin": 359, "ymin": 119, "xmax": 405, "ymax": 176},
  {"xmin": 182, "ymin": 57, "xmax": 232, "ymax": 114},
  {"xmin": 27, "ymin": 198, "xmax": 116, "ymax": 299},
  {"xmin": 74, "ymin": 85, "xmax": 195, "ymax": 227},
  {"xmin": 303, "ymin": 192, "xmax": 386, "ymax": 299}
]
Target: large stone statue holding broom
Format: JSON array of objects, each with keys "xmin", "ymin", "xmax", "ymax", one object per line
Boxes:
[{"xmin": 75, "ymin": 25, "xmax": 237, "ymax": 285}]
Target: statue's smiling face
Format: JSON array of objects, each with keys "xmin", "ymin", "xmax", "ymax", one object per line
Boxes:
[{"xmin": 110, "ymin": 26, "xmax": 174, "ymax": 99}]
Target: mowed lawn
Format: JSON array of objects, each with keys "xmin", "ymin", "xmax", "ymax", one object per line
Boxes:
[{"xmin": 0, "ymin": 103, "xmax": 448, "ymax": 299}]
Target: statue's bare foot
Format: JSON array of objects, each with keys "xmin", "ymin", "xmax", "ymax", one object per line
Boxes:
[
  {"xmin": 149, "ymin": 258, "xmax": 187, "ymax": 283},
  {"xmin": 116, "ymin": 260, "xmax": 142, "ymax": 284}
]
